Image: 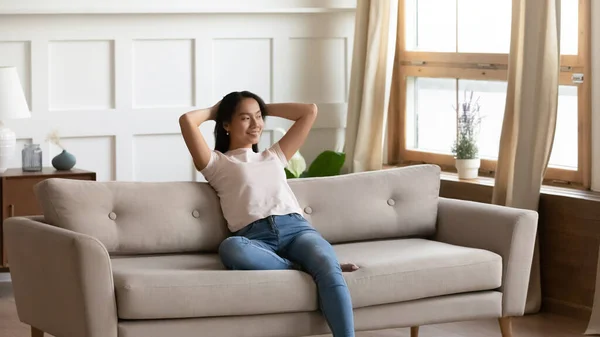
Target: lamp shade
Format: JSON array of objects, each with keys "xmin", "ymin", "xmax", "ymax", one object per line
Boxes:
[{"xmin": 0, "ymin": 66, "xmax": 30, "ymax": 120}]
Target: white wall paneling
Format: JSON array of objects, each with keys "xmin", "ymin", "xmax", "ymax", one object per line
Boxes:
[
  {"xmin": 133, "ymin": 39, "xmax": 194, "ymax": 108},
  {"xmin": 212, "ymin": 38, "xmax": 272, "ymax": 102},
  {"xmin": 133, "ymin": 133, "xmax": 195, "ymax": 182},
  {"xmin": 286, "ymin": 37, "xmax": 347, "ymax": 103},
  {"xmin": 49, "ymin": 40, "xmax": 115, "ymax": 110},
  {"xmin": 0, "ymin": 10, "xmax": 355, "ymax": 181},
  {"xmin": 0, "ymin": 0, "xmax": 357, "ymax": 14}
]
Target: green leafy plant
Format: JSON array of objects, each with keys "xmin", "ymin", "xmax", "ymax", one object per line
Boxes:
[
  {"xmin": 451, "ymin": 91, "xmax": 483, "ymax": 160},
  {"xmin": 285, "ymin": 151, "xmax": 306, "ymax": 178},
  {"xmin": 285, "ymin": 150, "xmax": 345, "ymax": 178},
  {"xmin": 273, "ymin": 127, "xmax": 345, "ymax": 179}
]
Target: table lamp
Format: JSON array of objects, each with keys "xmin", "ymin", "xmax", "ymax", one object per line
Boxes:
[{"xmin": 0, "ymin": 66, "xmax": 31, "ymax": 173}]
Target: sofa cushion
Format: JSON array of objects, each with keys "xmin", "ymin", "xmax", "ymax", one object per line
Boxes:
[
  {"xmin": 288, "ymin": 165, "xmax": 440, "ymax": 244},
  {"xmin": 112, "ymin": 254, "xmax": 318, "ymax": 319},
  {"xmin": 34, "ymin": 180, "xmax": 230, "ymax": 254},
  {"xmin": 338, "ymin": 239, "xmax": 502, "ymax": 308},
  {"xmin": 34, "ymin": 165, "xmax": 440, "ymax": 254},
  {"xmin": 112, "ymin": 238, "xmax": 501, "ymax": 319}
]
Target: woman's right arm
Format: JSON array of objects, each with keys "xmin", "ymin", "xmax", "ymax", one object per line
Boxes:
[{"xmin": 179, "ymin": 104, "xmax": 218, "ymax": 171}]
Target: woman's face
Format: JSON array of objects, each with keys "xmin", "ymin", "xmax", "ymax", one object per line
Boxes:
[{"xmin": 224, "ymin": 98, "xmax": 264, "ymax": 147}]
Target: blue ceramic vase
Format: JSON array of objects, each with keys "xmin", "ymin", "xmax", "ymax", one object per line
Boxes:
[{"xmin": 52, "ymin": 149, "xmax": 76, "ymax": 170}]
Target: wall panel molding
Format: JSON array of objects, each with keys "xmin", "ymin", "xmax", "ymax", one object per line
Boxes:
[
  {"xmin": 0, "ymin": 12, "xmax": 355, "ymax": 181},
  {"xmin": 0, "ymin": 0, "xmax": 357, "ymax": 15}
]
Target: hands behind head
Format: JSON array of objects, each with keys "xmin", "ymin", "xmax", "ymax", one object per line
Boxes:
[{"xmin": 210, "ymin": 101, "xmax": 221, "ymax": 121}]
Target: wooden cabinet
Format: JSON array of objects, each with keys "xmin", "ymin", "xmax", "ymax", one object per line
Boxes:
[{"xmin": 0, "ymin": 168, "xmax": 96, "ymax": 267}]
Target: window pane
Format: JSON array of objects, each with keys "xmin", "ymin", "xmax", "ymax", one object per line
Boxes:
[
  {"xmin": 457, "ymin": 0, "xmax": 511, "ymax": 53},
  {"xmin": 458, "ymin": 80, "xmax": 507, "ymax": 158},
  {"xmin": 560, "ymin": 0, "xmax": 578, "ymax": 55},
  {"xmin": 405, "ymin": 0, "xmax": 456, "ymax": 52},
  {"xmin": 549, "ymin": 86, "xmax": 578, "ymax": 168},
  {"xmin": 406, "ymin": 78, "xmax": 578, "ymax": 171},
  {"xmin": 405, "ymin": 0, "xmax": 578, "ymax": 55},
  {"xmin": 406, "ymin": 77, "xmax": 457, "ymax": 153}
]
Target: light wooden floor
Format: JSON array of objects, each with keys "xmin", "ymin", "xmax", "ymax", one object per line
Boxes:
[{"xmin": 0, "ymin": 281, "xmax": 589, "ymax": 337}]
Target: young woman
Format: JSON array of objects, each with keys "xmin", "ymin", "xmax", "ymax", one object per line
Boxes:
[{"xmin": 179, "ymin": 91, "xmax": 358, "ymax": 337}]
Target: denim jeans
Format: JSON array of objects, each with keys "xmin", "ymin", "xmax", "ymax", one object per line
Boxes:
[{"xmin": 218, "ymin": 213, "xmax": 355, "ymax": 337}]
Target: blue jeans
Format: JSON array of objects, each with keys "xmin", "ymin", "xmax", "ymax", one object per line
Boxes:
[{"xmin": 218, "ymin": 213, "xmax": 355, "ymax": 337}]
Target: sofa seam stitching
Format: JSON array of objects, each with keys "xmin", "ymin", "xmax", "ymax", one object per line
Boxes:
[
  {"xmin": 501, "ymin": 212, "xmax": 527, "ymax": 314},
  {"xmin": 117, "ymin": 279, "xmax": 312, "ymax": 289},
  {"xmin": 350, "ymin": 259, "xmax": 502, "ymax": 282},
  {"xmin": 43, "ymin": 182, "xmax": 62, "ymax": 225}
]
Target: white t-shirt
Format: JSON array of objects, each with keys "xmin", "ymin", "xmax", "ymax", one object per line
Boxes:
[{"xmin": 200, "ymin": 143, "xmax": 304, "ymax": 232}]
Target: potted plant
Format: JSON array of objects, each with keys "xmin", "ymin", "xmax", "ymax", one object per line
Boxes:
[
  {"xmin": 285, "ymin": 150, "xmax": 345, "ymax": 178},
  {"xmin": 274, "ymin": 128, "xmax": 345, "ymax": 178},
  {"xmin": 451, "ymin": 91, "xmax": 482, "ymax": 180}
]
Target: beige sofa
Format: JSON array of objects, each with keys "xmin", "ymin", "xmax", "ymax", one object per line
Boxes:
[{"xmin": 5, "ymin": 165, "xmax": 537, "ymax": 337}]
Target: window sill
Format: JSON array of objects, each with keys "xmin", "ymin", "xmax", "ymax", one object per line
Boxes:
[{"xmin": 383, "ymin": 164, "xmax": 600, "ymax": 202}]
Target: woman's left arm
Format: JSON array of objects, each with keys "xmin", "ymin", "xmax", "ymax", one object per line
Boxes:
[{"xmin": 267, "ymin": 103, "xmax": 318, "ymax": 161}]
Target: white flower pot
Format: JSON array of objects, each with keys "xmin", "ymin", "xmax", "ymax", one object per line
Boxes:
[{"xmin": 455, "ymin": 158, "xmax": 480, "ymax": 180}]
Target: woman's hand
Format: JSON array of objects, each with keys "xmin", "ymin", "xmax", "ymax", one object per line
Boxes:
[
  {"xmin": 179, "ymin": 102, "xmax": 220, "ymax": 171},
  {"xmin": 268, "ymin": 103, "xmax": 318, "ymax": 161},
  {"xmin": 209, "ymin": 101, "xmax": 221, "ymax": 121}
]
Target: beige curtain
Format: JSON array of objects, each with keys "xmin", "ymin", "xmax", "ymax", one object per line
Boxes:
[
  {"xmin": 492, "ymin": 0, "xmax": 561, "ymax": 314},
  {"xmin": 585, "ymin": 1, "xmax": 600, "ymax": 333},
  {"xmin": 344, "ymin": 0, "xmax": 398, "ymax": 173}
]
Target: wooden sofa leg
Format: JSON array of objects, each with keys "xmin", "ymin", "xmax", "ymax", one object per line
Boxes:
[
  {"xmin": 31, "ymin": 326, "xmax": 44, "ymax": 337},
  {"xmin": 498, "ymin": 317, "xmax": 513, "ymax": 337},
  {"xmin": 410, "ymin": 326, "xmax": 419, "ymax": 337}
]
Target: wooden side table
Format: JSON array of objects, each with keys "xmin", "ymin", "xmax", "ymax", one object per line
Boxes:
[{"xmin": 0, "ymin": 168, "xmax": 96, "ymax": 267}]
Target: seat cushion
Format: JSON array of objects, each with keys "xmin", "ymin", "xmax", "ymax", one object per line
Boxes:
[
  {"xmin": 112, "ymin": 239, "xmax": 502, "ymax": 320},
  {"xmin": 338, "ymin": 239, "xmax": 502, "ymax": 308},
  {"xmin": 112, "ymin": 254, "xmax": 318, "ymax": 319}
]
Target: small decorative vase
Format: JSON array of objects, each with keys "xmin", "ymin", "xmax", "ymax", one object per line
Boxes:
[
  {"xmin": 455, "ymin": 158, "xmax": 480, "ymax": 180},
  {"xmin": 52, "ymin": 149, "xmax": 76, "ymax": 170},
  {"xmin": 22, "ymin": 144, "xmax": 43, "ymax": 172}
]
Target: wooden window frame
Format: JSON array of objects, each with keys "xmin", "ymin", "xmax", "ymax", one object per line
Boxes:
[{"xmin": 388, "ymin": 0, "xmax": 592, "ymax": 188}]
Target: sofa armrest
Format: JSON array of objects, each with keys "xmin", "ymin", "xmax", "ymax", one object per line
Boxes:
[
  {"xmin": 434, "ymin": 197, "xmax": 538, "ymax": 317},
  {"xmin": 5, "ymin": 216, "xmax": 117, "ymax": 337}
]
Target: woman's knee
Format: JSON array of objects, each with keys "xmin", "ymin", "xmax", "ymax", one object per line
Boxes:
[
  {"xmin": 292, "ymin": 234, "xmax": 341, "ymax": 273},
  {"xmin": 218, "ymin": 236, "xmax": 247, "ymax": 267},
  {"xmin": 305, "ymin": 251, "xmax": 343, "ymax": 277}
]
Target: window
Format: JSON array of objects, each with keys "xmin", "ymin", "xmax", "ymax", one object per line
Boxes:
[{"xmin": 392, "ymin": 0, "xmax": 591, "ymax": 187}]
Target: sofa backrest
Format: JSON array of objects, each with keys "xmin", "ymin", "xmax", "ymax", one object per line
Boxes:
[
  {"xmin": 34, "ymin": 180, "xmax": 230, "ymax": 254},
  {"xmin": 289, "ymin": 164, "xmax": 440, "ymax": 244},
  {"xmin": 34, "ymin": 164, "xmax": 440, "ymax": 254}
]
